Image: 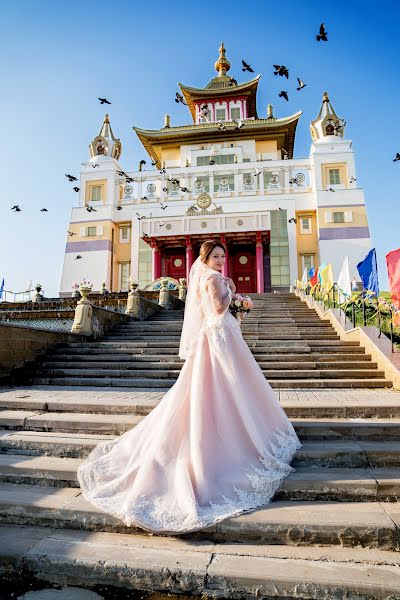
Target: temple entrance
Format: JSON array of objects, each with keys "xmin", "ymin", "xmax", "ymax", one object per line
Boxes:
[
  {"xmin": 163, "ymin": 248, "xmax": 186, "ymax": 280},
  {"xmin": 230, "ymin": 245, "xmax": 256, "ymax": 293}
]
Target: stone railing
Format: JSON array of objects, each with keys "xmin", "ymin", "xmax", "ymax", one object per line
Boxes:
[{"xmin": 0, "ymin": 322, "xmax": 87, "ymax": 384}]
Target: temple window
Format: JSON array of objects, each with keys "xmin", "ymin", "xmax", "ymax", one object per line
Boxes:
[
  {"xmin": 215, "ymin": 108, "xmax": 226, "ymax": 121},
  {"xmin": 325, "ymin": 122, "xmax": 335, "ymax": 135},
  {"xmin": 119, "ymin": 226, "xmax": 131, "ymax": 243},
  {"xmin": 300, "ymin": 217, "xmax": 312, "ymax": 234},
  {"xmin": 91, "ymin": 185, "xmax": 102, "ymax": 201},
  {"xmin": 119, "ymin": 262, "xmax": 130, "ymax": 291},
  {"xmin": 230, "ymin": 106, "xmax": 241, "ymax": 121},
  {"xmin": 196, "ymin": 154, "xmax": 235, "ymax": 166},
  {"xmin": 214, "ymin": 174, "xmax": 234, "ymax": 192},
  {"xmin": 87, "ymin": 226, "xmax": 97, "ymax": 237},
  {"xmin": 329, "ymin": 168, "xmax": 341, "ymax": 185},
  {"xmin": 301, "ymin": 254, "xmax": 314, "ymax": 271},
  {"xmin": 333, "ymin": 211, "xmax": 345, "ymax": 223}
]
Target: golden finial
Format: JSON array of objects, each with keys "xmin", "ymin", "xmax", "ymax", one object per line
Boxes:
[
  {"xmin": 214, "ymin": 42, "xmax": 231, "ymax": 76},
  {"xmin": 322, "ymin": 91, "xmax": 329, "ymax": 103}
]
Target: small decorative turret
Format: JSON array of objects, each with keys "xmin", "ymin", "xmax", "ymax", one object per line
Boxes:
[
  {"xmin": 89, "ymin": 114, "xmax": 122, "ymax": 160},
  {"xmin": 214, "ymin": 42, "xmax": 231, "ymax": 78},
  {"xmin": 310, "ymin": 92, "xmax": 346, "ymax": 142}
]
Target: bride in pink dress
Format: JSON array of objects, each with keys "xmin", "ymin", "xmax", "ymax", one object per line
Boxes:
[{"xmin": 77, "ymin": 240, "xmax": 302, "ymax": 534}]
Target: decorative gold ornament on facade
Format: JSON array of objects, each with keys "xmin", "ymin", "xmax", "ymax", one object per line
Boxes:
[
  {"xmin": 214, "ymin": 42, "xmax": 231, "ymax": 77},
  {"xmin": 89, "ymin": 114, "xmax": 122, "ymax": 160}
]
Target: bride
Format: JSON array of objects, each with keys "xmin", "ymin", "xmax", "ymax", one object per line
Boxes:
[{"xmin": 77, "ymin": 240, "xmax": 302, "ymax": 534}]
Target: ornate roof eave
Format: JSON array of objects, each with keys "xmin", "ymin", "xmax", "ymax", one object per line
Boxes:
[
  {"xmin": 133, "ymin": 111, "xmax": 302, "ymax": 167},
  {"xmin": 178, "ymin": 76, "xmax": 261, "ymax": 121}
]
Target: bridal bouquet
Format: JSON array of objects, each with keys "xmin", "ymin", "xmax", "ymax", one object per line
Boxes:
[{"xmin": 229, "ymin": 293, "xmax": 254, "ymax": 319}]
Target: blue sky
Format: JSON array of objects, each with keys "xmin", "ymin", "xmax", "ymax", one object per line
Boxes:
[{"xmin": 0, "ymin": 0, "xmax": 399, "ymax": 296}]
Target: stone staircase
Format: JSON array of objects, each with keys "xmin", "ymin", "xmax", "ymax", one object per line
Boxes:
[
  {"xmin": 22, "ymin": 294, "xmax": 392, "ymax": 389},
  {"xmin": 1, "ymin": 292, "xmax": 399, "ymax": 598}
]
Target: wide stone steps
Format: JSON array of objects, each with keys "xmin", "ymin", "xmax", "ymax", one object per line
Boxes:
[
  {"xmin": 40, "ymin": 360, "xmax": 379, "ymax": 371},
  {"xmin": 0, "ymin": 483, "xmax": 399, "ymax": 551},
  {"xmin": 1, "ymin": 431, "xmax": 399, "ymax": 468},
  {"xmin": 3, "ymin": 525, "xmax": 400, "ymax": 600},
  {"xmin": 2, "ymin": 408, "xmax": 400, "ymax": 438},
  {"xmin": 29, "ymin": 377, "xmax": 391, "ymax": 389},
  {"xmin": 0, "ymin": 455, "xmax": 398, "ymax": 503}
]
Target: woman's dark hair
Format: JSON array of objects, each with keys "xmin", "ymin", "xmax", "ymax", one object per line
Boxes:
[{"xmin": 199, "ymin": 240, "xmax": 226, "ymax": 264}]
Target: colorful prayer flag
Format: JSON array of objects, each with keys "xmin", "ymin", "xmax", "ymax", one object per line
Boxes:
[{"xmin": 357, "ymin": 249, "xmax": 379, "ymax": 297}]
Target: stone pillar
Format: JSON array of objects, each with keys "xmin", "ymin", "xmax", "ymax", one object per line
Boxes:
[
  {"xmin": 185, "ymin": 235, "xmax": 194, "ymax": 283},
  {"xmin": 221, "ymin": 233, "xmax": 229, "ymax": 278},
  {"xmin": 151, "ymin": 239, "xmax": 162, "ymax": 280},
  {"xmin": 256, "ymin": 232, "xmax": 264, "ymax": 294},
  {"xmin": 71, "ymin": 288, "xmax": 93, "ymax": 335}
]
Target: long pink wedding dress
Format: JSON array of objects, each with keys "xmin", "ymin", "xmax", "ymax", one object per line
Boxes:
[{"xmin": 77, "ymin": 258, "xmax": 302, "ymax": 534}]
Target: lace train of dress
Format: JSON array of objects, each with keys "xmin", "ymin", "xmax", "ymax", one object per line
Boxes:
[{"xmin": 77, "ymin": 269, "xmax": 302, "ymax": 534}]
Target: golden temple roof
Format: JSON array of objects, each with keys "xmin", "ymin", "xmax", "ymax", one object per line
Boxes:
[{"xmin": 133, "ymin": 111, "xmax": 302, "ymax": 167}]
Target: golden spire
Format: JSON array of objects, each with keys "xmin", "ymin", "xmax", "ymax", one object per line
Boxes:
[{"xmin": 214, "ymin": 42, "xmax": 231, "ymax": 77}]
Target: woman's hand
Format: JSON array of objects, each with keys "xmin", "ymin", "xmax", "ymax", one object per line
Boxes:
[{"xmin": 225, "ymin": 277, "xmax": 236, "ymax": 294}]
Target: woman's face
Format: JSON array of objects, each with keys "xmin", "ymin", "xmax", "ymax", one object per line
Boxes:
[{"xmin": 206, "ymin": 246, "xmax": 225, "ymax": 271}]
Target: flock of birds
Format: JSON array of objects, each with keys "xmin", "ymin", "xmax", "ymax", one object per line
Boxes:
[{"xmin": 9, "ymin": 21, "xmax": 400, "ymax": 264}]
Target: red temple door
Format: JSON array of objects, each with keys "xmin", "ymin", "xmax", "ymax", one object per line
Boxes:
[
  {"xmin": 165, "ymin": 254, "xmax": 186, "ymax": 280},
  {"xmin": 232, "ymin": 251, "xmax": 256, "ymax": 293}
]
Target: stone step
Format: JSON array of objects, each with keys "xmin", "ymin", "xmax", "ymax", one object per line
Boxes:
[
  {"xmin": 0, "ymin": 455, "xmax": 398, "ymax": 503},
  {"xmin": 0, "ymin": 483, "xmax": 398, "ymax": 550},
  {"xmin": 2, "ymin": 411, "xmax": 400, "ymax": 438},
  {"xmin": 102, "ymin": 333, "xmax": 340, "ymax": 341},
  {"xmin": 3, "ymin": 390, "xmax": 400, "ymax": 418},
  {"xmin": 33, "ymin": 363, "xmax": 385, "ymax": 380},
  {"xmin": 1, "ymin": 431, "xmax": 399, "ymax": 468},
  {"xmin": 40, "ymin": 360, "xmax": 378, "ymax": 371},
  {"xmin": 28, "ymin": 377, "xmax": 392, "ymax": 389},
  {"xmin": 43, "ymin": 352, "xmax": 373, "ymax": 363},
  {"xmin": 3, "ymin": 525, "xmax": 400, "ymax": 600}
]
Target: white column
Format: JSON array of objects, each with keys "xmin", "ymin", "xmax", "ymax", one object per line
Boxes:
[{"xmin": 287, "ymin": 199, "xmax": 298, "ymax": 283}]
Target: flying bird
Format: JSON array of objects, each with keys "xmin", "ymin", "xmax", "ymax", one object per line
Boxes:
[
  {"xmin": 279, "ymin": 91, "xmax": 289, "ymax": 101},
  {"xmin": 162, "ymin": 187, "xmax": 168, "ymax": 192},
  {"xmin": 117, "ymin": 170, "xmax": 127, "ymax": 177},
  {"xmin": 233, "ymin": 119, "xmax": 244, "ymax": 129},
  {"xmin": 328, "ymin": 187, "xmax": 336, "ymax": 192},
  {"xmin": 288, "ymin": 217, "xmax": 297, "ymax": 224},
  {"xmin": 228, "ymin": 77, "xmax": 238, "ymax": 86},
  {"xmin": 281, "ymin": 148, "xmax": 289, "ymax": 159},
  {"xmin": 254, "ymin": 169, "xmax": 261, "ymax": 177},
  {"xmin": 289, "ymin": 178, "xmax": 299, "ymax": 185},
  {"xmin": 11, "ymin": 205, "xmax": 21, "ymax": 212},
  {"xmin": 91, "ymin": 163, "xmax": 99, "ymax": 168},
  {"xmin": 150, "ymin": 156, "xmax": 157, "ymax": 166},
  {"xmin": 159, "ymin": 202, "xmax": 167, "ymax": 210},
  {"xmin": 75, "ymin": 255, "xmax": 82, "ymax": 260},
  {"xmin": 73, "ymin": 187, "xmax": 80, "ymax": 192},
  {"xmin": 217, "ymin": 121, "xmax": 226, "ymax": 131},
  {"xmin": 86, "ymin": 205, "xmax": 97, "ymax": 212},
  {"xmin": 316, "ymin": 23, "xmax": 328, "ymax": 42},
  {"xmin": 116, "ymin": 206, "xmax": 123, "ymax": 211},
  {"xmin": 189, "ymin": 205, "xmax": 199, "ymax": 212},
  {"xmin": 180, "ymin": 187, "xmax": 191, "ymax": 193},
  {"xmin": 139, "ymin": 160, "xmax": 146, "ymax": 166},
  {"xmin": 158, "ymin": 221, "xmax": 165, "ymax": 227},
  {"xmin": 67, "ymin": 231, "xmax": 76, "ymax": 236},
  {"xmin": 125, "ymin": 177, "xmax": 134, "ymax": 183},
  {"xmin": 209, "ymin": 159, "xmax": 216, "ymax": 165},
  {"xmin": 160, "ymin": 168, "xmax": 166, "ymax": 174},
  {"xmin": 296, "ymin": 78, "xmax": 307, "ymax": 90},
  {"xmin": 98, "ymin": 97, "xmax": 111, "ymax": 104},
  {"xmin": 136, "ymin": 213, "xmax": 145, "ymax": 220},
  {"xmin": 393, "ymin": 153, "xmax": 400, "ymax": 162},
  {"xmin": 350, "ymin": 176, "xmax": 357, "ymax": 183},
  {"xmin": 65, "ymin": 174, "xmax": 78, "ymax": 182},
  {"xmin": 273, "ymin": 65, "xmax": 289, "ymax": 78},
  {"xmin": 241, "ymin": 60, "xmax": 254, "ymax": 72},
  {"xmin": 175, "ymin": 92, "xmax": 187, "ymax": 105},
  {"xmin": 40, "ymin": 208, "xmax": 48, "ymax": 212}
]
